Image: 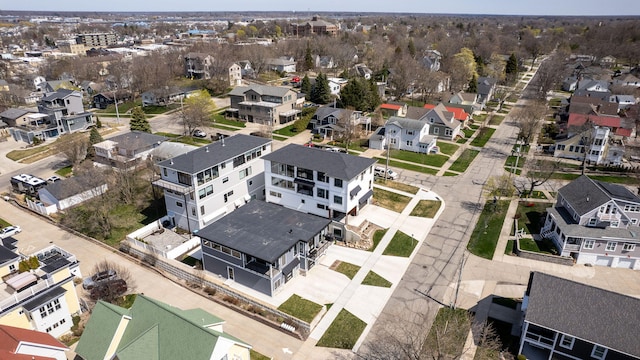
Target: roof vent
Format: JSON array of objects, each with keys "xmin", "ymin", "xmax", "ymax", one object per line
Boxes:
[
  {"xmin": 205, "ymin": 147, "xmax": 209, "ymax": 153},
  {"xmin": 170, "ymin": 159, "xmax": 173, "ymax": 165},
  {"xmin": 221, "ymin": 137, "xmax": 225, "ymax": 146},
  {"xmin": 586, "ymin": 196, "xmax": 590, "ymax": 202}
]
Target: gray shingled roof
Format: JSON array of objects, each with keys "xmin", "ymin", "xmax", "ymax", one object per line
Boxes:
[
  {"xmin": 106, "ymin": 131, "xmax": 168, "ymax": 152},
  {"xmin": 0, "ymin": 243, "xmax": 20, "ymax": 263},
  {"xmin": 386, "ymin": 117, "xmax": 427, "ymax": 131},
  {"xmin": 262, "ymin": 143, "xmax": 376, "ymax": 181},
  {"xmin": 197, "ymin": 200, "xmax": 331, "ymax": 263},
  {"xmin": 0, "ymin": 108, "xmax": 30, "ymax": 120},
  {"xmin": 41, "ymin": 88, "xmax": 76, "ymax": 101},
  {"xmin": 158, "ymin": 134, "xmax": 271, "ymax": 174},
  {"xmin": 526, "ymin": 272, "xmax": 640, "ymax": 357},
  {"xmin": 228, "ymin": 85, "xmax": 291, "ymax": 98},
  {"xmin": 406, "ymin": 106, "xmax": 429, "ymax": 120},
  {"xmin": 558, "ymin": 175, "xmax": 640, "ymax": 216},
  {"xmin": 477, "ymin": 77, "xmax": 496, "ymax": 96},
  {"xmin": 42, "ymin": 175, "xmax": 106, "ymax": 201}
]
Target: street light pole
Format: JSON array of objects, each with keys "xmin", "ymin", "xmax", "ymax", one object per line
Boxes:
[{"xmin": 113, "ymin": 87, "xmax": 120, "ymax": 124}]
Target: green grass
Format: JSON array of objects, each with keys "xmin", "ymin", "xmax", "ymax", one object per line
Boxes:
[
  {"xmin": 277, "ymin": 294, "xmax": 323, "ymax": 323},
  {"xmin": 272, "ymin": 135, "xmax": 287, "ymax": 141},
  {"xmin": 374, "ymin": 179, "xmax": 419, "ymax": 194},
  {"xmin": 375, "ymin": 158, "xmax": 438, "ymax": 175},
  {"xmin": 211, "ymin": 113, "xmax": 246, "ymax": 128},
  {"xmin": 372, "ymin": 188, "xmax": 411, "ymax": 212},
  {"xmin": 328, "ymin": 140, "xmax": 368, "ymax": 152},
  {"xmin": 273, "ymin": 124, "xmax": 298, "ymax": 137},
  {"xmin": 250, "ymin": 349, "xmax": 271, "ymax": 360},
  {"xmin": 116, "ymin": 294, "xmax": 137, "ymax": 309},
  {"xmin": 316, "ymin": 309, "xmax": 366, "ymax": 349},
  {"xmin": 436, "ymin": 142, "xmax": 459, "ymax": 156},
  {"xmin": 170, "ymin": 136, "xmax": 211, "ymax": 146},
  {"xmin": 514, "ymin": 201, "xmax": 553, "ymax": 235},
  {"xmin": 488, "ymin": 115, "xmax": 505, "ymax": 126},
  {"xmin": 462, "ymin": 128, "xmax": 476, "ymax": 138},
  {"xmin": 369, "ymin": 229, "xmax": 388, "ymax": 251},
  {"xmin": 362, "ymin": 271, "xmax": 392, "ymax": 287},
  {"xmin": 505, "ymin": 155, "xmax": 526, "ymax": 170},
  {"xmin": 95, "ymin": 99, "xmax": 142, "ymax": 114},
  {"xmin": 444, "ymin": 171, "xmax": 458, "ymax": 176},
  {"xmin": 424, "ymin": 307, "xmax": 470, "ymax": 358},
  {"xmin": 448, "ymin": 149, "xmax": 479, "ymax": 172},
  {"xmin": 0, "ymin": 218, "xmax": 11, "ymax": 228},
  {"xmin": 505, "ymin": 240, "xmax": 515, "ymax": 255},
  {"xmin": 410, "ymin": 200, "xmax": 442, "ymax": 218},
  {"xmin": 474, "ymin": 113, "xmax": 488, "ymax": 123},
  {"xmin": 387, "ymin": 150, "xmax": 449, "ymax": 167},
  {"xmin": 467, "ymin": 200, "xmax": 510, "ymax": 259},
  {"xmin": 457, "ymin": 138, "xmax": 468, "ymax": 144},
  {"xmin": 153, "ymin": 132, "xmax": 181, "ymax": 138},
  {"xmin": 334, "ymin": 261, "xmax": 361, "ymax": 280},
  {"xmin": 383, "ymin": 231, "xmax": 418, "ymax": 257},
  {"xmin": 143, "ymin": 104, "xmax": 180, "ymax": 114},
  {"xmin": 518, "ymin": 238, "xmax": 557, "ymax": 255},
  {"xmin": 470, "ymin": 127, "xmax": 496, "ymax": 147},
  {"xmin": 55, "ymin": 166, "xmax": 73, "ymax": 177}
]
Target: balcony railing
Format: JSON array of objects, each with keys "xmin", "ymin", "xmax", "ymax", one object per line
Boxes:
[
  {"xmin": 524, "ymin": 332, "xmax": 555, "ymax": 348},
  {"xmin": 308, "ymin": 239, "xmax": 332, "ymax": 260},
  {"xmin": 564, "ymin": 244, "xmax": 581, "ymax": 251},
  {"xmin": 0, "ymin": 276, "xmax": 62, "ymax": 314}
]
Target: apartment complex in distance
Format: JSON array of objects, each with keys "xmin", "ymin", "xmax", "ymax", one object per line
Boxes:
[{"xmin": 75, "ymin": 33, "xmax": 117, "ymax": 48}]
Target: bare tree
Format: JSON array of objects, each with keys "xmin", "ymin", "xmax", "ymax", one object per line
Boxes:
[
  {"xmin": 512, "ymin": 101, "xmax": 547, "ymax": 145},
  {"xmin": 532, "ymin": 54, "xmax": 565, "ymax": 100},
  {"xmin": 484, "ymin": 174, "xmax": 517, "ymax": 198},
  {"xmin": 516, "ymin": 155, "xmax": 561, "ymax": 196},
  {"xmin": 336, "ymin": 108, "xmax": 359, "ymax": 151},
  {"xmin": 86, "ymin": 260, "xmax": 136, "ymax": 304},
  {"xmin": 56, "ymin": 133, "xmax": 89, "ymax": 168},
  {"xmin": 181, "ymin": 89, "xmax": 215, "ymax": 136}
]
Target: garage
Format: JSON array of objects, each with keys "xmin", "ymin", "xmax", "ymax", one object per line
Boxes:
[
  {"xmin": 595, "ymin": 256, "xmax": 612, "ymax": 267},
  {"xmin": 616, "ymin": 258, "xmax": 635, "ymax": 269}
]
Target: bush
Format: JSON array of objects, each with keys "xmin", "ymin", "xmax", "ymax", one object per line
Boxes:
[
  {"xmin": 204, "ymin": 286, "xmax": 216, "ymax": 296},
  {"xmin": 223, "ymin": 295, "xmax": 240, "ymax": 305}
]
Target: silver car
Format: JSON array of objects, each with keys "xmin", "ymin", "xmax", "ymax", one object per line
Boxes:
[{"xmin": 82, "ymin": 270, "xmax": 117, "ymax": 290}]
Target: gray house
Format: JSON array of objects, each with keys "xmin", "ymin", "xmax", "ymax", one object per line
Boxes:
[
  {"xmin": 519, "ymin": 271, "xmax": 640, "ymax": 360},
  {"xmin": 198, "ymin": 200, "xmax": 332, "ymax": 296}
]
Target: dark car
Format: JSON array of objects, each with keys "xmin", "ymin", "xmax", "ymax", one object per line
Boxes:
[{"xmin": 82, "ymin": 270, "xmax": 117, "ymax": 290}]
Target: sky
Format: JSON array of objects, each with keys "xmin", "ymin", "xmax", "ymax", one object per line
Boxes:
[{"xmin": 3, "ymin": 0, "xmax": 640, "ymax": 16}]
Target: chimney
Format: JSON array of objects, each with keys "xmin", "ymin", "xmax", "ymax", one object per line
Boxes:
[
  {"xmin": 221, "ymin": 137, "xmax": 225, "ymax": 146},
  {"xmin": 205, "ymin": 147, "xmax": 209, "ymax": 153},
  {"xmin": 170, "ymin": 159, "xmax": 174, "ymax": 165}
]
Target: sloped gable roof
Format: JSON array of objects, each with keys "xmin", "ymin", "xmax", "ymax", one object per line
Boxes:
[
  {"xmin": 40, "ymin": 88, "xmax": 77, "ymax": 101},
  {"xmin": 422, "ymin": 103, "xmax": 461, "ymax": 129},
  {"xmin": 386, "ymin": 116, "xmax": 427, "ymax": 131},
  {"xmin": 0, "ymin": 108, "xmax": 31, "ymax": 120},
  {"xmin": 557, "ymin": 175, "xmax": 640, "ymax": 216},
  {"xmin": 526, "ymin": 272, "xmax": 640, "ymax": 357},
  {"xmin": 406, "ymin": 106, "xmax": 429, "ymax": 120},
  {"xmin": 423, "ymin": 104, "xmax": 468, "ymax": 121},
  {"xmin": 0, "ymin": 324, "xmax": 67, "ymax": 354},
  {"xmin": 228, "ymin": 84, "xmax": 292, "ymax": 98}
]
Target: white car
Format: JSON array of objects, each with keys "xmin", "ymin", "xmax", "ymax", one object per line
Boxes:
[
  {"xmin": 192, "ymin": 129, "xmax": 207, "ymax": 138},
  {"xmin": 374, "ymin": 166, "xmax": 399, "ymax": 180},
  {"xmin": 0, "ymin": 225, "xmax": 22, "ymax": 239}
]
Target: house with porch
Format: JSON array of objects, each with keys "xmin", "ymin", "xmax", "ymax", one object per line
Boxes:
[
  {"xmin": 423, "ymin": 103, "xmax": 470, "ymax": 123},
  {"xmin": 75, "ymin": 295, "xmax": 251, "ymax": 360},
  {"xmin": 310, "ymin": 106, "xmax": 371, "ymax": 140},
  {"xmin": 476, "ymin": 77, "xmax": 497, "ymax": 105},
  {"xmin": 540, "ymin": 175, "xmax": 640, "ymax": 269},
  {"xmin": 9, "ymin": 89, "xmax": 94, "ymax": 144},
  {"xmin": 370, "ymin": 117, "xmax": 437, "ymax": 154},
  {"xmin": 93, "ymin": 131, "xmax": 168, "ymax": 170},
  {"xmin": 227, "ymin": 85, "xmax": 301, "ymax": 127},
  {"xmin": 0, "ymin": 244, "xmax": 82, "ymax": 338},
  {"xmin": 262, "ymin": 144, "xmax": 376, "ymax": 239},
  {"xmin": 554, "ymin": 126, "xmax": 625, "ymax": 166},
  {"xmin": 519, "ymin": 271, "xmax": 640, "ymax": 360},
  {"xmin": 421, "ymin": 103, "xmax": 463, "ymax": 141},
  {"xmin": 198, "ymin": 200, "xmax": 332, "ymax": 296},
  {"xmin": 153, "ymin": 134, "xmax": 272, "ymax": 232}
]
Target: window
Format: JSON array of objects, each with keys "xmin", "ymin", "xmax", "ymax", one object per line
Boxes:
[
  {"xmin": 317, "ymin": 188, "xmax": 328, "ymax": 199},
  {"xmin": 223, "ymin": 177, "xmax": 229, "ymax": 183},
  {"xmin": 317, "ymin": 204, "xmax": 326, "ymax": 210},
  {"xmin": 624, "ymin": 204, "xmax": 640, "ymax": 212},
  {"xmin": 445, "ymin": 128, "xmax": 453, "ymax": 136},
  {"xmin": 40, "ymin": 306, "xmax": 47, "ymax": 318},
  {"xmin": 317, "ymin": 171, "xmax": 328, "ymax": 182},
  {"xmin": 9, "ymin": 264, "xmax": 15, "ymax": 272},
  {"xmin": 176, "ymin": 201, "xmax": 183, "ymax": 208},
  {"xmin": 406, "ymin": 130, "xmax": 414, "ymax": 135},
  {"xmin": 177, "ymin": 172, "xmax": 192, "ymax": 186},
  {"xmin": 200, "ymin": 206, "xmax": 205, "ymax": 215},
  {"xmin": 591, "ymin": 345, "xmax": 607, "ymax": 359},
  {"xmin": 606, "ymin": 241, "xmax": 617, "ymax": 251},
  {"xmin": 588, "ymin": 218, "xmax": 597, "ymax": 227},
  {"xmin": 611, "ymin": 221, "xmax": 619, "ymax": 228},
  {"xmin": 559, "ymin": 335, "xmax": 575, "ymax": 349},
  {"xmin": 269, "ymin": 190, "xmax": 282, "ymax": 198},
  {"xmin": 433, "ymin": 127, "xmax": 439, "ymax": 134},
  {"xmin": 239, "ymin": 167, "xmax": 252, "ymax": 179},
  {"xmin": 633, "ymin": 219, "xmax": 639, "ymax": 225},
  {"xmin": 163, "ymin": 168, "xmax": 167, "ymax": 177},
  {"xmin": 191, "ymin": 207, "xmax": 196, "ymax": 216},
  {"xmin": 406, "ymin": 140, "xmax": 413, "ymax": 146},
  {"xmin": 334, "ymin": 179, "xmax": 343, "ymax": 188},
  {"xmin": 223, "ymin": 191, "xmax": 234, "ymax": 203},
  {"xmin": 584, "ymin": 240, "xmax": 595, "ymax": 250},
  {"xmin": 333, "ymin": 195, "xmax": 343, "ymax": 205},
  {"xmin": 623, "ymin": 243, "xmax": 636, "ymax": 251}
]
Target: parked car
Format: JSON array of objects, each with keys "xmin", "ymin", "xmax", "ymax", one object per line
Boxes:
[
  {"xmin": 192, "ymin": 129, "xmax": 207, "ymax": 138},
  {"xmin": 47, "ymin": 175, "xmax": 61, "ymax": 183},
  {"xmin": 324, "ymin": 147, "xmax": 346, "ymax": 153},
  {"xmin": 0, "ymin": 225, "xmax": 22, "ymax": 239},
  {"xmin": 89, "ymin": 278, "xmax": 128, "ymax": 300},
  {"xmin": 374, "ymin": 166, "xmax": 399, "ymax": 180},
  {"xmin": 82, "ymin": 269, "xmax": 117, "ymax": 290}
]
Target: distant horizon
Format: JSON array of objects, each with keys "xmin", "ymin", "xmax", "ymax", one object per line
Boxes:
[{"xmin": 2, "ymin": 0, "xmax": 640, "ymax": 17}]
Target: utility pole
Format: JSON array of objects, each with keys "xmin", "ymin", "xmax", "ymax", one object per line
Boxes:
[{"xmin": 113, "ymin": 87, "xmax": 120, "ymax": 124}]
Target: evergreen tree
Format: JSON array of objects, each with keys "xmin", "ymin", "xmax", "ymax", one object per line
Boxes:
[
  {"xmin": 310, "ymin": 73, "xmax": 331, "ymax": 104},
  {"xmin": 95, "ymin": 116, "xmax": 102, "ymax": 128},
  {"xmin": 130, "ymin": 107, "xmax": 152, "ymax": 133},
  {"xmin": 89, "ymin": 127, "xmax": 103, "ymax": 145},
  {"xmin": 468, "ymin": 73, "xmax": 478, "ymax": 93},
  {"xmin": 407, "ymin": 39, "xmax": 416, "ymax": 58},
  {"xmin": 304, "ymin": 43, "xmax": 314, "ymax": 71},
  {"xmin": 340, "ymin": 78, "xmax": 381, "ymax": 112},
  {"xmin": 301, "ymin": 75, "xmax": 312, "ymax": 95},
  {"xmin": 506, "ymin": 53, "xmax": 518, "ymax": 75}
]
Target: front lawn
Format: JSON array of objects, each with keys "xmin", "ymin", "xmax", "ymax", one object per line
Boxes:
[
  {"xmin": 423, "ymin": 307, "xmax": 470, "ymax": 358},
  {"xmin": 470, "ymin": 127, "xmax": 496, "ymax": 147},
  {"xmin": 436, "ymin": 142, "xmax": 459, "ymax": 156},
  {"xmin": 316, "ymin": 309, "xmax": 366, "ymax": 349},
  {"xmin": 488, "ymin": 115, "xmax": 505, "ymax": 126},
  {"xmin": 448, "ymin": 149, "xmax": 479, "ymax": 173},
  {"xmin": 388, "ymin": 149, "xmax": 449, "ymax": 168},
  {"xmin": 410, "ymin": 200, "xmax": 442, "ymax": 218},
  {"xmin": 383, "ymin": 231, "xmax": 418, "ymax": 257},
  {"xmin": 375, "ymin": 158, "xmax": 439, "ymax": 175},
  {"xmin": 372, "ymin": 188, "xmax": 411, "ymax": 212},
  {"xmin": 362, "ymin": 271, "xmax": 392, "ymax": 287},
  {"xmin": 369, "ymin": 229, "xmax": 388, "ymax": 251},
  {"xmin": 211, "ymin": 114, "xmax": 246, "ymax": 128},
  {"xmin": 518, "ymin": 238, "xmax": 557, "ymax": 255},
  {"xmin": 333, "ymin": 261, "xmax": 361, "ymax": 280},
  {"xmin": 467, "ymin": 200, "xmax": 510, "ymax": 259},
  {"xmin": 374, "ymin": 179, "xmax": 419, "ymax": 194},
  {"xmin": 273, "ymin": 124, "xmax": 299, "ymax": 137},
  {"xmin": 277, "ymin": 294, "xmax": 323, "ymax": 323}
]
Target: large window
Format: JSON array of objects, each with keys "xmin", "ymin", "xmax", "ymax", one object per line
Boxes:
[
  {"xmin": 297, "ymin": 167, "xmax": 313, "ymax": 180},
  {"xmin": 317, "ymin": 171, "xmax": 328, "ymax": 183},
  {"xmin": 233, "ymin": 154, "xmax": 246, "ymax": 168},
  {"xmin": 333, "ymin": 195, "xmax": 343, "ymax": 205},
  {"xmin": 177, "ymin": 172, "xmax": 192, "ymax": 186},
  {"xmin": 606, "ymin": 241, "xmax": 617, "ymax": 251},
  {"xmin": 196, "ymin": 166, "xmax": 219, "ymax": 185},
  {"xmin": 623, "ymin": 243, "xmax": 636, "ymax": 251},
  {"xmin": 239, "ymin": 167, "xmax": 252, "ymax": 179},
  {"xmin": 583, "ymin": 240, "xmax": 595, "ymax": 250},
  {"xmin": 317, "ymin": 188, "xmax": 328, "ymax": 199},
  {"xmin": 271, "ymin": 162, "xmax": 295, "ymax": 177},
  {"xmin": 272, "ymin": 177, "xmax": 294, "ymax": 190},
  {"xmin": 334, "ymin": 179, "xmax": 343, "ymax": 188},
  {"xmin": 297, "ymin": 183, "xmax": 313, "ymax": 196}
]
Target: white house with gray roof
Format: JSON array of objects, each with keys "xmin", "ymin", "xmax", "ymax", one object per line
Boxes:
[
  {"xmin": 369, "ymin": 116, "xmax": 437, "ymax": 154},
  {"xmin": 262, "ymin": 144, "xmax": 376, "ymax": 240},
  {"xmin": 37, "ymin": 176, "xmax": 108, "ymax": 214},
  {"xmin": 519, "ymin": 271, "xmax": 640, "ymax": 360},
  {"xmin": 93, "ymin": 131, "xmax": 168, "ymax": 170},
  {"xmin": 198, "ymin": 200, "xmax": 332, "ymax": 296},
  {"xmin": 153, "ymin": 134, "xmax": 272, "ymax": 232},
  {"xmin": 227, "ymin": 85, "xmax": 301, "ymax": 128},
  {"xmin": 541, "ymin": 175, "xmax": 640, "ymax": 269}
]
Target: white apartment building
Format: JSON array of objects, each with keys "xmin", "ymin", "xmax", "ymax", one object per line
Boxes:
[{"xmin": 153, "ymin": 134, "xmax": 272, "ymax": 232}]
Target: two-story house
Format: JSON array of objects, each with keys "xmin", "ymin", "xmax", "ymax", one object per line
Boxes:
[
  {"xmin": 519, "ymin": 271, "xmax": 640, "ymax": 360},
  {"xmin": 262, "ymin": 144, "xmax": 376, "ymax": 239},
  {"xmin": 421, "ymin": 103, "xmax": 462, "ymax": 141},
  {"xmin": 227, "ymin": 85, "xmax": 301, "ymax": 127},
  {"xmin": 310, "ymin": 106, "xmax": 371, "ymax": 140},
  {"xmin": 9, "ymin": 89, "xmax": 94, "ymax": 144},
  {"xmin": 554, "ymin": 126, "xmax": 625, "ymax": 165},
  {"xmin": 184, "ymin": 52, "xmax": 214, "ymax": 80},
  {"xmin": 0, "ymin": 244, "xmax": 82, "ymax": 338},
  {"xmin": 541, "ymin": 175, "xmax": 640, "ymax": 269},
  {"xmin": 372, "ymin": 117, "xmax": 437, "ymax": 154},
  {"xmin": 153, "ymin": 134, "xmax": 272, "ymax": 232},
  {"xmin": 93, "ymin": 131, "xmax": 168, "ymax": 170},
  {"xmin": 198, "ymin": 200, "xmax": 332, "ymax": 296}
]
